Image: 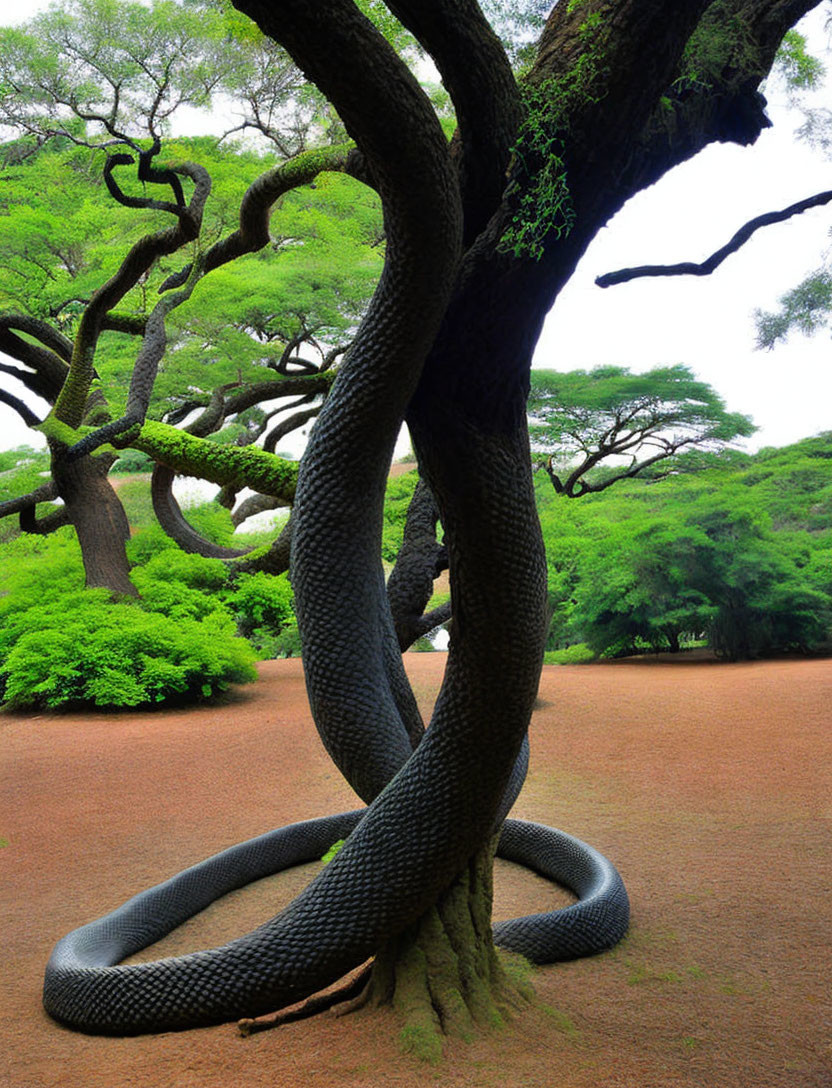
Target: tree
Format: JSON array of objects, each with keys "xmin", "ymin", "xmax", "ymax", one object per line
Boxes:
[
  {"xmin": 41, "ymin": 0, "xmax": 823, "ymax": 1055},
  {"xmin": 529, "ymin": 363, "xmax": 755, "ymax": 496},
  {"xmin": 0, "ymin": 1, "xmax": 386, "ymax": 590}
]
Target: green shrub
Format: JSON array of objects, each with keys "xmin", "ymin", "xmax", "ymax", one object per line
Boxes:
[
  {"xmin": 0, "ymin": 594, "xmax": 257, "ymax": 710},
  {"xmin": 226, "ymin": 571, "xmax": 294, "ymax": 636},
  {"xmin": 543, "ymin": 643, "xmax": 596, "ymax": 666},
  {"xmin": 269, "ymin": 621, "xmax": 303, "ymax": 659}
]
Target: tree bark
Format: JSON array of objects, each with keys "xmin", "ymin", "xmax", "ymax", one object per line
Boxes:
[
  {"xmin": 50, "ymin": 451, "xmax": 137, "ymax": 596},
  {"xmin": 360, "ymin": 837, "xmax": 533, "ymax": 1061}
]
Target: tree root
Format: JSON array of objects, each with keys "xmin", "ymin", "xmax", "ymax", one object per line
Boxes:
[
  {"xmin": 237, "ymin": 961, "xmax": 373, "ymax": 1036},
  {"xmin": 364, "ymin": 836, "xmax": 535, "ymax": 1063},
  {"xmin": 237, "ymin": 838, "xmax": 535, "ymax": 1060}
]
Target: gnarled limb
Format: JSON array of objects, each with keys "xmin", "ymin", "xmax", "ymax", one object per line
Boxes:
[
  {"xmin": 19, "ymin": 504, "xmax": 70, "ymax": 535},
  {"xmin": 597, "ymin": 188, "xmax": 832, "ymax": 287},
  {"xmin": 386, "ymin": 478, "xmax": 450, "ymax": 651},
  {"xmin": 0, "ymin": 387, "xmax": 42, "ymax": 428},
  {"xmin": 53, "ymin": 151, "xmax": 211, "ymax": 429},
  {"xmin": 230, "ymin": 492, "xmax": 284, "ymax": 529},
  {"xmin": 0, "ymin": 480, "xmax": 59, "ymax": 520},
  {"xmin": 149, "ymin": 465, "xmax": 254, "ymax": 560}
]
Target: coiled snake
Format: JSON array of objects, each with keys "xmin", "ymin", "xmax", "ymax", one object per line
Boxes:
[{"xmin": 43, "ymin": 0, "xmax": 629, "ymax": 1036}]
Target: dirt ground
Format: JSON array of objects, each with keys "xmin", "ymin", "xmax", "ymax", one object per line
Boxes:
[{"xmin": 2, "ymin": 654, "xmax": 830, "ymax": 1088}]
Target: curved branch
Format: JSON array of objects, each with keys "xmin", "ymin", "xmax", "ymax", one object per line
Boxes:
[
  {"xmin": 262, "ymin": 406, "xmax": 320, "ymax": 452},
  {"xmin": 385, "ymin": 0, "xmax": 521, "ymax": 243},
  {"xmin": 150, "ymin": 464, "xmax": 253, "ymax": 559},
  {"xmin": 19, "ymin": 503, "xmax": 70, "ymax": 535},
  {"xmin": 0, "ymin": 480, "xmax": 59, "ymax": 520},
  {"xmin": 102, "ymin": 140, "xmax": 187, "ymax": 218},
  {"xmin": 0, "ymin": 313, "xmax": 72, "ymax": 362},
  {"xmin": 54, "ymin": 158, "xmax": 211, "ymax": 428},
  {"xmin": 597, "ymin": 188, "xmax": 832, "ymax": 288},
  {"xmin": 230, "ymin": 491, "xmax": 283, "ymax": 528},
  {"xmin": 0, "ymin": 387, "xmax": 42, "ymax": 428}
]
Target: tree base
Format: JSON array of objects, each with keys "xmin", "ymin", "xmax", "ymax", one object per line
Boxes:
[
  {"xmin": 237, "ymin": 838, "xmax": 534, "ymax": 1060},
  {"xmin": 359, "ymin": 837, "xmax": 535, "ymax": 1063}
]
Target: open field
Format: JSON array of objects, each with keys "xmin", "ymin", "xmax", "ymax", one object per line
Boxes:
[{"xmin": 2, "ymin": 654, "xmax": 830, "ymax": 1088}]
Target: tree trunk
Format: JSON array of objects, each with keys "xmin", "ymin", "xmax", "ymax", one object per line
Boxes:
[
  {"xmin": 360, "ymin": 837, "xmax": 533, "ymax": 1062},
  {"xmin": 51, "ymin": 450, "xmax": 137, "ymax": 596}
]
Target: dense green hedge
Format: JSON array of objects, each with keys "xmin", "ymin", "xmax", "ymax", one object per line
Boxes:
[{"xmin": 0, "ymin": 523, "xmax": 294, "ymax": 710}]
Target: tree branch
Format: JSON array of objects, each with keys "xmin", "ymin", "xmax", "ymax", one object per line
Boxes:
[
  {"xmin": 0, "ymin": 480, "xmax": 59, "ymax": 520},
  {"xmin": 0, "ymin": 388, "xmax": 42, "ymax": 428},
  {"xmin": 597, "ymin": 188, "xmax": 832, "ymax": 287}
]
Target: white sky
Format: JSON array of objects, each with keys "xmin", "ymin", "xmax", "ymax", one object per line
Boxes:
[{"xmin": 1, "ymin": 1, "xmax": 831, "ymax": 455}]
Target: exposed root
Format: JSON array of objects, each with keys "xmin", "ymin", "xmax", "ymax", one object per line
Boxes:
[
  {"xmin": 363, "ymin": 836, "xmax": 536, "ymax": 1062},
  {"xmin": 237, "ymin": 961, "xmax": 373, "ymax": 1036}
]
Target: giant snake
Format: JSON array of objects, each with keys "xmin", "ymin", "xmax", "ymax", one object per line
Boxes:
[{"xmin": 43, "ymin": 0, "xmax": 629, "ymax": 1036}]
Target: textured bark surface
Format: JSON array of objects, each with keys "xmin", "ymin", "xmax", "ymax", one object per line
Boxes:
[
  {"xmin": 31, "ymin": 0, "xmax": 827, "ymax": 1045},
  {"xmin": 50, "ymin": 451, "xmax": 136, "ymax": 596},
  {"xmin": 365, "ymin": 838, "xmax": 533, "ymax": 1061}
]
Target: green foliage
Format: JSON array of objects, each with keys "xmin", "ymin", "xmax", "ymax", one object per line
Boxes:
[
  {"xmin": 320, "ymin": 838, "xmax": 346, "ymax": 864},
  {"xmin": 266, "ymin": 620, "xmax": 303, "ymax": 659},
  {"xmin": 530, "ymin": 364, "xmax": 755, "ymax": 494},
  {"xmin": 382, "ymin": 469, "xmax": 420, "ymax": 562},
  {"xmin": 0, "ymin": 522, "xmax": 283, "ymax": 709},
  {"xmin": 500, "ymin": 81, "xmax": 575, "ymax": 260},
  {"xmin": 543, "ymin": 643, "xmax": 595, "ymax": 665},
  {"xmin": 226, "ymin": 571, "xmax": 294, "ymax": 636},
  {"xmin": 675, "ymin": 9, "xmax": 760, "ymax": 93},
  {"xmin": 1, "ymin": 594, "xmax": 256, "ymax": 710},
  {"xmin": 755, "ymin": 269, "xmax": 832, "ymax": 348},
  {"xmin": 773, "ymin": 29, "xmax": 825, "ymax": 92},
  {"xmin": 536, "ymin": 433, "xmax": 832, "ymax": 661},
  {"xmin": 500, "ymin": 13, "xmax": 607, "ymax": 259},
  {"xmin": 0, "ymin": 0, "xmax": 226, "ymax": 142}
]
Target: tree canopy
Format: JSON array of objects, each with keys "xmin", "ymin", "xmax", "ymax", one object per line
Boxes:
[{"xmin": 529, "ymin": 363, "xmax": 755, "ymax": 496}]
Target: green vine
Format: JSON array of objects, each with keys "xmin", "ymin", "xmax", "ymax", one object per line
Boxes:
[
  {"xmin": 499, "ymin": 15, "xmax": 607, "ymax": 261},
  {"xmin": 674, "ymin": 9, "xmax": 760, "ymax": 94}
]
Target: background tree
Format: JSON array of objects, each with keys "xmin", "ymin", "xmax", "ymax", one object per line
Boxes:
[
  {"xmin": 0, "ymin": 0, "xmax": 387, "ymax": 591},
  {"xmin": 538, "ymin": 432, "xmax": 832, "ymax": 659},
  {"xmin": 529, "ymin": 363, "xmax": 755, "ymax": 496}
]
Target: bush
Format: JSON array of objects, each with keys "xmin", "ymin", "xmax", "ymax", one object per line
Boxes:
[
  {"xmin": 226, "ymin": 571, "xmax": 294, "ymax": 636},
  {"xmin": 0, "ymin": 529, "xmax": 258, "ymax": 710},
  {"xmin": 543, "ymin": 643, "xmax": 596, "ymax": 666},
  {"xmin": 242, "ymin": 620, "xmax": 303, "ymax": 660},
  {"xmin": 0, "ymin": 594, "xmax": 257, "ymax": 710}
]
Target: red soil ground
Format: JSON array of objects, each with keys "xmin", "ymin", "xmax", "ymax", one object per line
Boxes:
[{"xmin": 2, "ymin": 654, "xmax": 830, "ymax": 1088}]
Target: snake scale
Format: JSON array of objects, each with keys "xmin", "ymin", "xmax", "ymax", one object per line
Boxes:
[{"xmin": 43, "ymin": 0, "xmax": 629, "ymax": 1035}]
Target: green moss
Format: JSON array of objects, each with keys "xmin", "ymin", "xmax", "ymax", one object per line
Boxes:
[
  {"xmin": 399, "ymin": 1021, "xmax": 443, "ymax": 1065},
  {"xmin": 500, "ymin": 20, "xmax": 606, "ymax": 260},
  {"xmin": 134, "ymin": 420, "xmax": 298, "ymax": 499},
  {"xmin": 542, "ymin": 1005, "xmax": 580, "ymax": 1040}
]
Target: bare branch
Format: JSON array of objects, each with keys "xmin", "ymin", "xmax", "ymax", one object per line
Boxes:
[
  {"xmin": 0, "ymin": 388, "xmax": 42, "ymax": 428},
  {"xmin": 597, "ymin": 189, "xmax": 832, "ymax": 288},
  {"xmin": 0, "ymin": 480, "xmax": 59, "ymax": 520}
]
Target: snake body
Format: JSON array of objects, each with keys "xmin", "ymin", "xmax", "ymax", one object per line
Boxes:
[
  {"xmin": 43, "ymin": 2, "xmax": 630, "ymax": 1036},
  {"xmin": 44, "ymin": 812, "xmax": 628, "ymax": 1034}
]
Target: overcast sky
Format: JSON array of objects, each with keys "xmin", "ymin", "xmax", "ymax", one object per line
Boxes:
[{"xmin": 1, "ymin": 1, "xmax": 831, "ymax": 455}]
